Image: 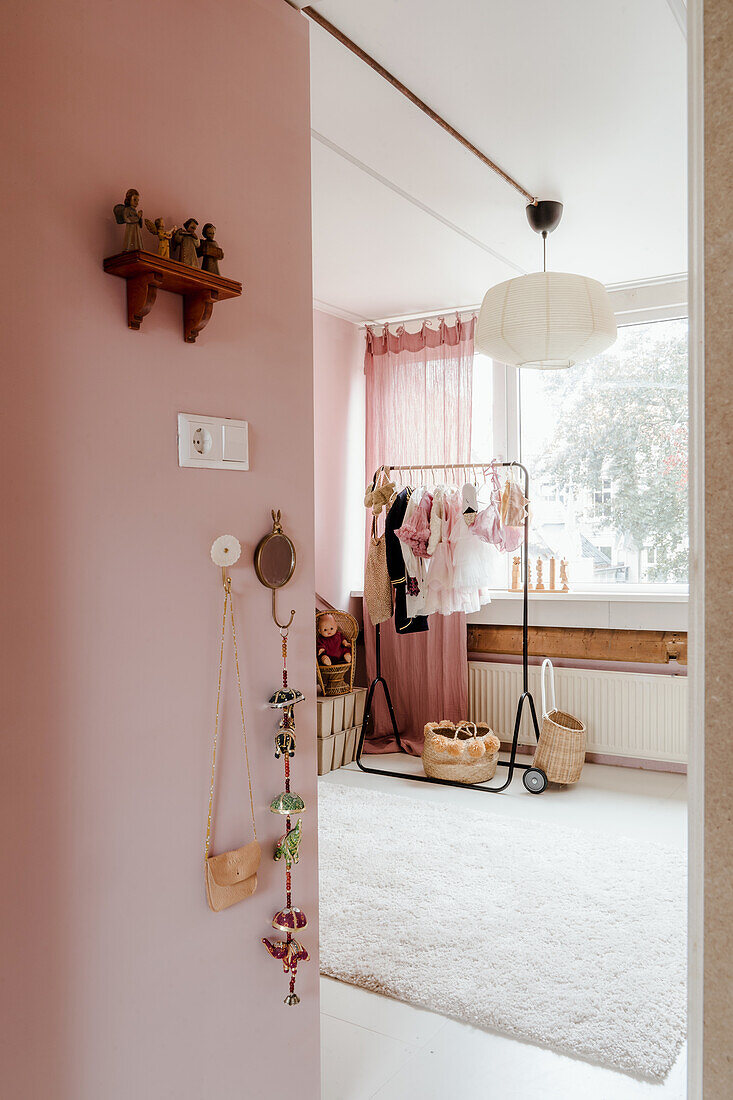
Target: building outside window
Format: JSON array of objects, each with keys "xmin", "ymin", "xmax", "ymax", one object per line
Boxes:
[{"xmin": 593, "ymin": 478, "xmax": 613, "ymax": 516}]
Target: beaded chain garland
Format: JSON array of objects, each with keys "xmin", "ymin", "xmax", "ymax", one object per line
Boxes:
[{"xmin": 262, "ymin": 625, "xmax": 308, "ymax": 1006}]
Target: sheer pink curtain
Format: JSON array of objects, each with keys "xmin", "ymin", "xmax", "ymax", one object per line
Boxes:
[{"xmin": 364, "ymin": 316, "xmax": 475, "ymax": 754}]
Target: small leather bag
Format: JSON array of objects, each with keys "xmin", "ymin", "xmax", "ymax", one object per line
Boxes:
[
  {"xmin": 500, "ymin": 466, "xmax": 529, "ymax": 528},
  {"xmin": 204, "ymin": 575, "xmax": 260, "ymax": 911},
  {"xmin": 205, "ymin": 840, "xmax": 261, "ymax": 912}
]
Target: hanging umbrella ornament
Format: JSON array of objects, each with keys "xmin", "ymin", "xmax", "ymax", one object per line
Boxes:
[
  {"xmin": 268, "ymin": 686, "xmax": 305, "ymax": 709},
  {"xmin": 269, "ymin": 791, "xmax": 306, "ymax": 815},
  {"xmin": 272, "ymin": 906, "xmax": 308, "ymax": 932}
]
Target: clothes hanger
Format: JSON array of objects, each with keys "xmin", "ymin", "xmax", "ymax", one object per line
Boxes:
[{"xmin": 462, "ymin": 466, "xmax": 478, "ymax": 521}]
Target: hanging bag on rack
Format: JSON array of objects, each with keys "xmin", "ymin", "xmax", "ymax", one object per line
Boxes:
[
  {"xmin": 533, "ymin": 659, "xmax": 587, "ymax": 785},
  {"xmin": 204, "ymin": 577, "xmax": 261, "ymax": 911},
  {"xmin": 364, "ymin": 467, "xmax": 395, "ymax": 626},
  {"xmin": 364, "ymin": 514, "xmax": 393, "ymax": 625},
  {"xmin": 500, "ymin": 465, "xmax": 529, "ymax": 528}
]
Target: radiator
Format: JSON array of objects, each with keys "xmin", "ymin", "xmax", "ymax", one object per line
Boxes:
[{"xmin": 468, "ymin": 661, "xmax": 687, "ymax": 765}]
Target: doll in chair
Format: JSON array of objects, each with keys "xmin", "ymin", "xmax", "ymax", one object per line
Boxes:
[{"xmin": 317, "ymin": 614, "xmax": 352, "ymax": 666}]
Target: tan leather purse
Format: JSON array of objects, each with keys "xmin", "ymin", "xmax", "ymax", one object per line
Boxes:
[
  {"xmin": 205, "ymin": 839, "xmax": 261, "ymax": 911},
  {"xmin": 204, "ymin": 575, "xmax": 260, "ymax": 911}
]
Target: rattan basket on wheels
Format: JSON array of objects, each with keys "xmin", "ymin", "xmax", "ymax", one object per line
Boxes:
[
  {"xmin": 316, "ymin": 609, "xmax": 359, "ymax": 696},
  {"xmin": 533, "ymin": 659, "xmax": 587, "ymax": 784}
]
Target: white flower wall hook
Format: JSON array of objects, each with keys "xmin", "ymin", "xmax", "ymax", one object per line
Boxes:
[
  {"xmin": 211, "ymin": 535, "xmax": 242, "ymax": 588},
  {"xmin": 211, "ymin": 534, "xmax": 241, "ymax": 566}
]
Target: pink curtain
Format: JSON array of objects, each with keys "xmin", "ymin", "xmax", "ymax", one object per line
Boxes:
[{"xmin": 364, "ymin": 316, "xmax": 475, "ymax": 754}]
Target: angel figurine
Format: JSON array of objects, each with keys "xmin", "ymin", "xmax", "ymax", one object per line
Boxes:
[
  {"xmin": 197, "ymin": 223, "xmax": 224, "ymax": 275},
  {"xmin": 113, "ymin": 188, "xmax": 144, "ymax": 251},
  {"xmin": 560, "ymin": 558, "xmax": 570, "ymax": 592},
  {"xmin": 172, "ymin": 218, "xmax": 200, "ymax": 267},
  {"xmin": 144, "ymin": 217, "xmax": 177, "ymax": 259}
]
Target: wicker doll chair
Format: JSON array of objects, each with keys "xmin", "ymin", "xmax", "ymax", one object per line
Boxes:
[{"xmin": 316, "ymin": 609, "xmax": 359, "ymax": 696}]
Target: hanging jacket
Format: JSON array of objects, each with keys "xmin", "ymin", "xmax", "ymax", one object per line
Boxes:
[{"xmin": 385, "ymin": 488, "xmax": 429, "ymax": 635}]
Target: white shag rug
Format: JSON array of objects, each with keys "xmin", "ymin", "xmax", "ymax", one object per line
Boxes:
[{"xmin": 318, "ymin": 782, "xmax": 686, "ymax": 1080}]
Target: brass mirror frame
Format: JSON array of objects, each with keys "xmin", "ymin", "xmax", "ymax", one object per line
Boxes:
[{"xmin": 254, "ymin": 510, "xmax": 296, "ymax": 630}]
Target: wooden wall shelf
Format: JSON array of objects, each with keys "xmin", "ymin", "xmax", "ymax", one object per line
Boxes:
[{"xmin": 103, "ymin": 251, "xmax": 242, "ymax": 343}]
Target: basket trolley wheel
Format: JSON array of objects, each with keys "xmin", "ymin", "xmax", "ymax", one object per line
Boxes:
[{"xmin": 523, "ymin": 767, "xmax": 548, "ymax": 794}]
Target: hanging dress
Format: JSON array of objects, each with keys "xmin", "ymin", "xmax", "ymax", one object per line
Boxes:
[
  {"xmin": 396, "ymin": 487, "xmax": 431, "ymax": 619},
  {"xmin": 424, "ymin": 487, "xmax": 462, "ymax": 616},
  {"xmin": 385, "ymin": 488, "xmax": 429, "ymax": 635},
  {"xmin": 452, "ymin": 512, "xmax": 493, "ymax": 613}
]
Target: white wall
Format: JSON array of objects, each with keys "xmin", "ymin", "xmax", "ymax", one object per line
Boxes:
[{"xmin": 313, "ymin": 309, "xmax": 365, "ymax": 609}]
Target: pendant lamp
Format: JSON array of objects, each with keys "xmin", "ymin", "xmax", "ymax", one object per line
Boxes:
[{"xmin": 476, "ymin": 201, "xmax": 617, "ymax": 369}]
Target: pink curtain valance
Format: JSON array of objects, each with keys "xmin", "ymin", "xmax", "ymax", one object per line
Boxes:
[{"xmin": 365, "ymin": 315, "xmax": 476, "ymax": 357}]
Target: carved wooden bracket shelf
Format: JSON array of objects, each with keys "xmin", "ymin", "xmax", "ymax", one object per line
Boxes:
[{"xmin": 103, "ymin": 251, "xmax": 242, "ymax": 343}]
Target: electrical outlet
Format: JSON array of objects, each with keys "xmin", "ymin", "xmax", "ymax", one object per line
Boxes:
[
  {"xmin": 192, "ymin": 426, "xmax": 213, "ymax": 455},
  {"xmin": 177, "ymin": 413, "xmax": 249, "ymax": 470}
]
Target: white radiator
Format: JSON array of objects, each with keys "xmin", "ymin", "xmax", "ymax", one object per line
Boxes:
[{"xmin": 468, "ymin": 661, "xmax": 687, "ymax": 765}]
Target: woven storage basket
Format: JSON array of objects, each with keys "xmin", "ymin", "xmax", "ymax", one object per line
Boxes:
[
  {"xmin": 533, "ymin": 659, "xmax": 586, "ymax": 784},
  {"xmin": 316, "ymin": 610, "xmax": 359, "ymax": 697},
  {"xmin": 422, "ymin": 721, "xmax": 500, "ymax": 784}
]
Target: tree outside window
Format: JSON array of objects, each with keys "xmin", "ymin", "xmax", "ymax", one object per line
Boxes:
[{"xmin": 519, "ymin": 318, "xmax": 688, "ymax": 585}]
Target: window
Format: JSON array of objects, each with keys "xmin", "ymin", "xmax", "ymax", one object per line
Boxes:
[
  {"xmin": 518, "ymin": 318, "xmax": 688, "ymax": 587},
  {"xmin": 593, "ymin": 479, "xmax": 613, "ymax": 516}
]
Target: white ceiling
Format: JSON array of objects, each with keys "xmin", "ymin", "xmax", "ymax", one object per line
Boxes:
[{"xmin": 307, "ymin": 0, "xmax": 687, "ymax": 323}]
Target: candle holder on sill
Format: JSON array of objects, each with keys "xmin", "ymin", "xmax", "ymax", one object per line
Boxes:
[{"xmin": 509, "ymin": 556, "xmax": 570, "ymax": 593}]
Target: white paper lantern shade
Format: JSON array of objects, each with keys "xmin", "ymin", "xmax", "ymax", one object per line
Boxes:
[{"xmin": 476, "ymin": 271, "xmax": 617, "ymax": 370}]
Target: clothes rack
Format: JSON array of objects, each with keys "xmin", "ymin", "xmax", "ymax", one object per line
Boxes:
[{"xmin": 355, "ymin": 460, "xmax": 547, "ymax": 794}]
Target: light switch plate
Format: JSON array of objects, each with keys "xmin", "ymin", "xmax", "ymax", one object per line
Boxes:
[{"xmin": 177, "ymin": 413, "xmax": 249, "ymax": 470}]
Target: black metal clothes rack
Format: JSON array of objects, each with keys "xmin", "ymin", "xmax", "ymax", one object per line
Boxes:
[{"xmin": 355, "ymin": 460, "xmax": 547, "ymax": 795}]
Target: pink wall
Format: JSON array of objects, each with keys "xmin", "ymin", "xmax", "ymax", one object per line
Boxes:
[
  {"xmin": 0, "ymin": 2, "xmax": 320, "ymax": 1097},
  {"xmin": 314, "ymin": 309, "xmax": 365, "ymax": 609}
]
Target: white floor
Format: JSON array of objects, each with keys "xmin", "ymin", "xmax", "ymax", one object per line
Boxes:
[{"xmin": 319, "ymin": 754, "xmax": 688, "ymax": 1100}]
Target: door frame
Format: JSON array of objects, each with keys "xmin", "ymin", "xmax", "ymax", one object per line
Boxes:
[{"xmin": 687, "ymin": 0, "xmax": 704, "ymax": 1094}]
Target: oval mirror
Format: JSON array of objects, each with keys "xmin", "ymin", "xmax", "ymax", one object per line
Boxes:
[
  {"xmin": 256, "ymin": 530, "xmax": 295, "ymax": 590},
  {"xmin": 254, "ymin": 511, "xmax": 297, "ymax": 631}
]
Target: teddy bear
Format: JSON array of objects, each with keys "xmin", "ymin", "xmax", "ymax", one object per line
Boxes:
[{"xmin": 317, "ymin": 613, "xmax": 352, "ymax": 666}]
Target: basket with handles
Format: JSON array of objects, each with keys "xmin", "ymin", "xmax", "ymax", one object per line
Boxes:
[
  {"xmin": 422, "ymin": 720, "xmax": 501, "ymax": 784},
  {"xmin": 533, "ymin": 659, "xmax": 586, "ymax": 785}
]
